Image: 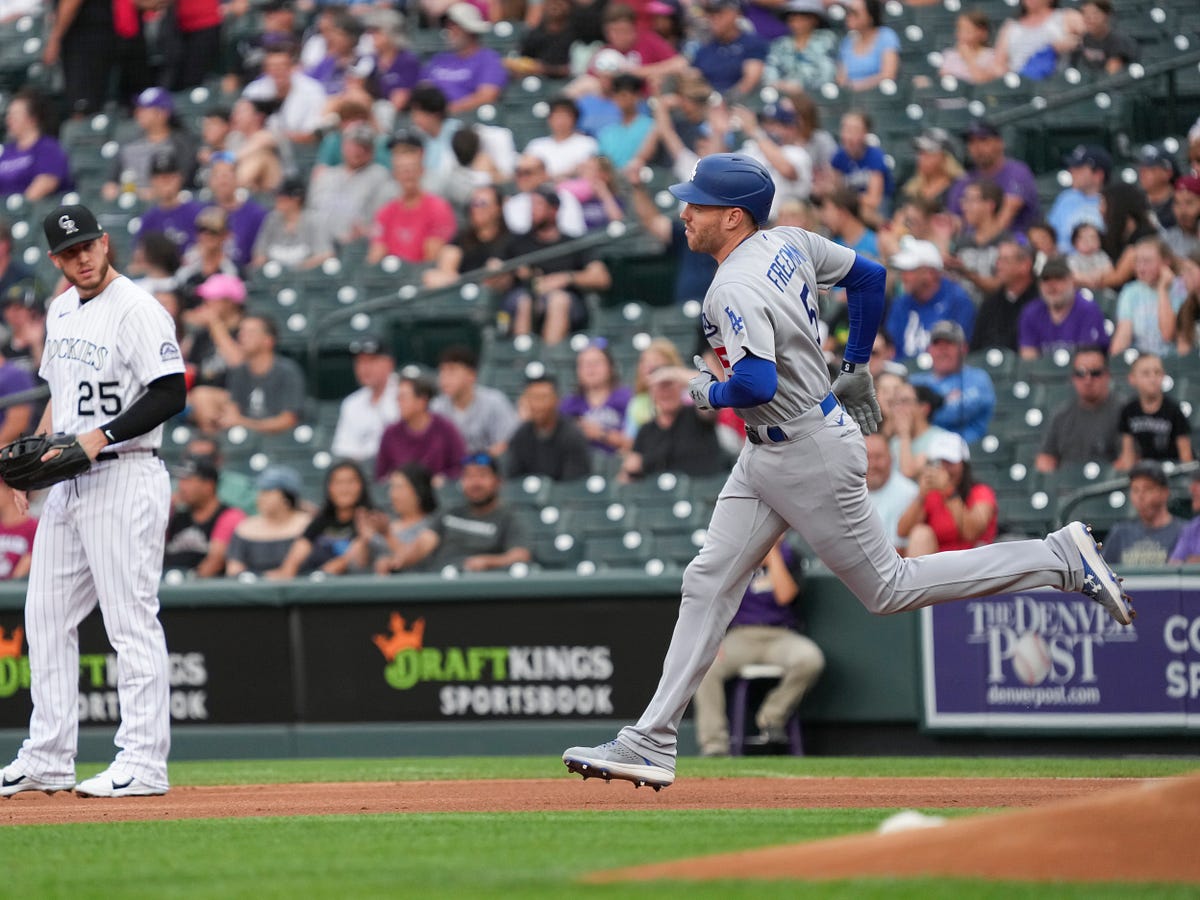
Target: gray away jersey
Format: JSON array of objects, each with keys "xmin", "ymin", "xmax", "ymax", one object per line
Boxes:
[
  {"xmin": 41, "ymin": 275, "xmax": 185, "ymax": 451},
  {"xmin": 702, "ymin": 226, "xmax": 856, "ymax": 427}
]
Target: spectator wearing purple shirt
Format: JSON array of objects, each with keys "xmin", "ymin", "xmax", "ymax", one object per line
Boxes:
[
  {"xmin": 375, "ymin": 373, "xmax": 467, "ymax": 485},
  {"xmin": 137, "ymin": 148, "xmax": 207, "ymax": 254},
  {"xmin": 0, "ymin": 89, "xmax": 73, "ymax": 201},
  {"xmin": 206, "ymin": 153, "xmax": 268, "ymax": 269},
  {"xmin": 0, "ymin": 352, "xmax": 35, "ymax": 444},
  {"xmin": 365, "ymin": 8, "xmax": 421, "ymax": 122},
  {"xmin": 693, "ymin": 537, "xmax": 824, "ymax": 754},
  {"xmin": 304, "ymin": 8, "xmax": 365, "ymax": 96},
  {"xmin": 559, "ymin": 341, "xmax": 633, "ymax": 454},
  {"xmin": 1169, "ymin": 471, "xmax": 1200, "ymax": 564},
  {"xmin": 946, "ymin": 121, "xmax": 1040, "ymax": 235},
  {"xmin": 420, "ymin": 3, "xmax": 508, "ymax": 115},
  {"xmin": 1018, "ymin": 256, "xmax": 1110, "ymax": 359},
  {"xmin": 885, "ymin": 239, "xmax": 977, "ymax": 362}
]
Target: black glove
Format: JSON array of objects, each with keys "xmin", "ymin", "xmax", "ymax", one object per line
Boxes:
[{"xmin": 0, "ymin": 433, "xmax": 92, "ymax": 492}]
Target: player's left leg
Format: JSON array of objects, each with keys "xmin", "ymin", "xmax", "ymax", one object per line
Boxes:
[{"xmin": 76, "ymin": 460, "xmax": 172, "ymax": 791}]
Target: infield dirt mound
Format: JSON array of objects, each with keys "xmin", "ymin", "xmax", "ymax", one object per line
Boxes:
[
  {"xmin": 0, "ymin": 776, "xmax": 1139, "ymax": 826},
  {"xmin": 591, "ymin": 773, "xmax": 1200, "ymax": 885}
]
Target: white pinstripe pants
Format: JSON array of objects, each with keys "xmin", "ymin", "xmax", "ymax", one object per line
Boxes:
[{"xmin": 16, "ymin": 457, "xmax": 171, "ymax": 789}]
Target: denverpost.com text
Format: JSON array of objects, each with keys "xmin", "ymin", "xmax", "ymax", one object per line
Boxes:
[{"xmin": 986, "ymin": 684, "xmax": 1101, "ymax": 707}]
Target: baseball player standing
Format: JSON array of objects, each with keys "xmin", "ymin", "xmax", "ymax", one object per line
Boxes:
[
  {"xmin": 563, "ymin": 154, "xmax": 1133, "ymax": 789},
  {"xmin": 0, "ymin": 205, "xmax": 186, "ymax": 798}
]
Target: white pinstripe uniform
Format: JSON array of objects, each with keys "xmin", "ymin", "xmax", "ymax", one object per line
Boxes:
[{"xmin": 13, "ymin": 275, "xmax": 183, "ymax": 791}]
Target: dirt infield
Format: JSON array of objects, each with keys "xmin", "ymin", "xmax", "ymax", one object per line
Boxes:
[
  {"xmin": 0, "ymin": 775, "xmax": 1143, "ymax": 825},
  {"xmin": 592, "ymin": 774, "xmax": 1200, "ymax": 885}
]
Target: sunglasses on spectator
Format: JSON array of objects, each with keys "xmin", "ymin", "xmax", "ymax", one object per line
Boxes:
[
  {"xmin": 1072, "ymin": 367, "xmax": 1107, "ymax": 379},
  {"xmin": 515, "ymin": 167, "xmax": 541, "ymax": 177},
  {"xmin": 198, "ymin": 226, "xmax": 225, "ymax": 235},
  {"xmin": 469, "ymin": 198, "xmax": 494, "ymax": 208}
]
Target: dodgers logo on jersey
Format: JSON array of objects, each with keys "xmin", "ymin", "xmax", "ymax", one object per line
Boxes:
[
  {"xmin": 160, "ymin": 341, "xmax": 180, "ymax": 361},
  {"xmin": 724, "ymin": 306, "xmax": 744, "ymax": 335}
]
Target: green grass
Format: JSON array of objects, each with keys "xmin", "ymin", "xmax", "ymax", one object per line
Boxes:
[
  {"xmin": 6, "ymin": 757, "xmax": 1197, "ymax": 897},
  {"xmin": 4, "ymin": 809, "xmax": 1193, "ymax": 899},
  {"xmin": 148, "ymin": 755, "xmax": 1200, "ymax": 786}
]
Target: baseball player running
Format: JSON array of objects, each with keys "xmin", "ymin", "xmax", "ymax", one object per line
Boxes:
[
  {"xmin": 0, "ymin": 205, "xmax": 186, "ymax": 798},
  {"xmin": 563, "ymin": 154, "xmax": 1132, "ymax": 790}
]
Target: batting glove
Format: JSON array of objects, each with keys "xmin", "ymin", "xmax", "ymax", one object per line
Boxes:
[
  {"xmin": 688, "ymin": 354, "xmax": 717, "ymax": 411},
  {"xmin": 830, "ymin": 365, "xmax": 883, "ymax": 435}
]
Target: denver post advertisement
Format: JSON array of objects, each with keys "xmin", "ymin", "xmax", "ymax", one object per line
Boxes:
[{"xmin": 921, "ymin": 575, "xmax": 1200, "ymax": 729}]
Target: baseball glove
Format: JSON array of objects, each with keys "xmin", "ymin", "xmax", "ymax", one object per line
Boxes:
[{"xmin": 0, "ymin": 433, "xmax": 92, "ymax": 492}]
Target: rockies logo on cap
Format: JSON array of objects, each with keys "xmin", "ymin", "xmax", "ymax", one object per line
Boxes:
[{"xmin": 43, "ymin": 204, "xmax": 104, "ymax": 255}]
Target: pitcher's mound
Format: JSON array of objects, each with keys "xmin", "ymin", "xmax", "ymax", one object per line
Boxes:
[{"xmin": 590, "ymin": 773, "xmax": 1200, "ymax": 885}]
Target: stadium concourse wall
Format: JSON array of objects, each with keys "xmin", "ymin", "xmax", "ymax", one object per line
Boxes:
[{"xmin": 0, "ymin": 569, "xmax": 1195, "ymax": 761}]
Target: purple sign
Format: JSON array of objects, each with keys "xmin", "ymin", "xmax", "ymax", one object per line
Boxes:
[{"xmin": 922, "ymin": 575, "xmax": 1200, "ymax": 729}]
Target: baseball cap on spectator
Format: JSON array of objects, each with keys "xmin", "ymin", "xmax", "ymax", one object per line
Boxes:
[
  {"xmin": 348, "ymin": 334, "xmax": 389, "ymax": 356},
  {"xmin": 173, "ymin": 456, "xmax": 220, "ymax": 482},
  {"xmin": 388, "ymin": 128, "xmax": 424, "ymax": 151},
  {"xmin": 929, "ymin": 320, "xmax": 966, "ymax": 344},
  {"xmin": 150, "ymin": 148, "xmax": 181, "ymax": 175},
  {"xmin": 195, "ymin": 273, "xmax": 246, "ymax": 304},
  {"xmin": 256, "ymin": 465, "xmax": 303, "ymax": 496},
  {"xmin": 913, "ymin": 127, "xmax": 954, "ymax": 155},
  {"xmin": 928, "ymin": 433, "xmax": 970, "ymax": 464},
  {"xmin": 277, "ymin": 175, "xmax": 306, "ymax": 198},
  {"xmin": 781, "ymin": 0, "xmax": 828, "ymax": 24},
  {"xmin": 645, "ymin": 0, "xmax": 675, "ymax": 13},
  {"xmin": 963, "ymin": 121, "xmax": 1000, "ymax": 141},
  {"xmin": 1137, "ymin": 144, "xmax": 1179, "ymax": 176},
  {"xmin": 1176, "ymin": 175, "xmax": 1200, "ymax": 197},
  {"xmin": 1129, "ymin": 459, "xmax": 1168, "ymax": 488},
  {"xmin": 1039, "ymin": 255, "xmax": 1072, "ymax": 280},
  {"xmin": 444, "ymin": 2, "xmax": 490, "ymax": 33},
  {"xmin": 3, "ymin": 282, "xmax": 42, "ymax": 313},
  {"xmin": 1063, "ymin": 144, "xmax": 1112, "ymax": 175},
  {"xmin": 701, "ymin": 0, "xmax": 739, "ymax": 10},
  {"xmin": 761, "ymin": 100, "xmax": 796, "ymax": 125},
  {"xmin": 461, "ymin": 451, "xmax": 499, "ymax": 472},
  {"xmin": 343, "ymin": 122, "xmax": 376, "ymax": 146},
  {"xmin": 890, "ymin": 239, "xmax": 943, "ymax": 271},
  {"xmin": 259, "ymin": 0, "xmax": 290, "ymax": 12},
  {"xmin": 136, "ymin": 86, "xmax": 174, "ymax": 113},
  {"xmin": 533, "ymin": 182, "xmax": 561, "ymax": 207}
]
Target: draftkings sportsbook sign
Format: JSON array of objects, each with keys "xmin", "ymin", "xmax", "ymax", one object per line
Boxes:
[{"xmin": 922, "ymin": 575, "xmax": 1200, "ymax": 729}]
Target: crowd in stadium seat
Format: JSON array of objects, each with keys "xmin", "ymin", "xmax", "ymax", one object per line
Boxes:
[{"xmin": 0, "ymin": 0, "xmax": 1196, "ymax": 580}]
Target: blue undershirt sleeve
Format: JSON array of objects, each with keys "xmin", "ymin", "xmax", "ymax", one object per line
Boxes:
[
  {"xmin": 835, "ymin": 255, "xmax": 887, "ymax": 365},
  {"xmin": 708, "ymin": 353, "xmax": 777, "ymax": 409}
]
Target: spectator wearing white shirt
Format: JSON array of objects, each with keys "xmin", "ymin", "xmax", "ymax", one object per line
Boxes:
[
  {"xmin": 242, "ymin": 41, "xmax": 328, "ymax": 145},
  {"xmin": 504, "ymin": 153, "xmax": 586, "ymax": 237},
  {"xmin": 330, "ymin": 336, "xmax": 402, "ymax": 462},
  {"xmin": 525, "ymin": 97, "xmax": 600, "ymax": 180}
]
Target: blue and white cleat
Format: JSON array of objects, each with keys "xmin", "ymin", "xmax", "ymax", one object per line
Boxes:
[
  {"xmin": 1066, "ymin": 521, "xmax": 1134, "ymax": 626},
  {"xmin": 562, "ymin": 740, "xmax": 675, "ymax": 791}
]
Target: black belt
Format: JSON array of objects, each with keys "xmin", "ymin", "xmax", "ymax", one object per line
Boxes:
[{"xmin": 95, "ymin": 448, "xmax": 160, "ymax": 462}]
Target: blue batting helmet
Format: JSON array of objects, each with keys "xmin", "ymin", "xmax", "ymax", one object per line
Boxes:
[{"xmin": 668, "ymin": 153, "xmax": 775, "ymax": 227}]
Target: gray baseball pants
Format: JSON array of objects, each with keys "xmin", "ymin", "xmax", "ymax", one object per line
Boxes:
[{"xmin": 618, "ymin": 397, "xmax": 1085, "ymax": 770}]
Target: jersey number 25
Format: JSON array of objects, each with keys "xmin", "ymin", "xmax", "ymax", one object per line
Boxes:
[{"xmin": 77, "ymin": 380, "xmax": 123, "ymax": 417}]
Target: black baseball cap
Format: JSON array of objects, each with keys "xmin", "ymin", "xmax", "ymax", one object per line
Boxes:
[
  {"xmin": 150, "ymin": 148, "xmax": 182, "ymax": 175},
  {"xmin": 173, "ymin": 456, "xmax": 220, "ymax": 482},
  {"xmin": 1129, "ymin": 459, "xmax": 1168, "ymax": 488},
  {"xmin": 533, "ymin": 182, "xmax": 561, "ymax": 207},
  {"xmin": 348, "ymin": 334, "xmax": 388, "ymax": 356},
  {"xmin": 43, "ymin": 204, "xmax": 104, "ymax": 255}
]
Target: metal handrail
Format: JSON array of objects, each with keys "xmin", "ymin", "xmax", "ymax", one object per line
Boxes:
[
  {"xmin": 1055, "ymin": 460, "xmax": 1200, "ymax": 528},
  {"xmin": 303, "ymin": 220, "xmax": 641, "ymax": 376}
]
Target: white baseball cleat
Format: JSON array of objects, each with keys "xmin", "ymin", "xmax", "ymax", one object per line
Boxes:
[
  {"xmin": 562, "ymin": 740, "xmax": 675, "ymax": 790},
  {"xmin": 1066, "ymin": 521, "xmax": 1134, "ymax": 626},
  {"xmin": 74, "ymin": 768, "xmax": 167, "ymax": 798},
  {"xmin": 0, "ymin": 763, "xmax": 74, "ymax": 797}
]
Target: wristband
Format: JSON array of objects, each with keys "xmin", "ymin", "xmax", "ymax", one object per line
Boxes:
[{"xmin": 840, "ymin": 360, "xmax": 857, "ymax": 374}]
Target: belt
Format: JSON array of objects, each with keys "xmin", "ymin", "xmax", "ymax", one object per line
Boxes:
[
  {"xmin": 95, "ymin": 448, "xmax": 160, "ymax": 462},
  {"xmin": 745, "ymin": 392, "xmax": 838, "ymax": 445}
]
